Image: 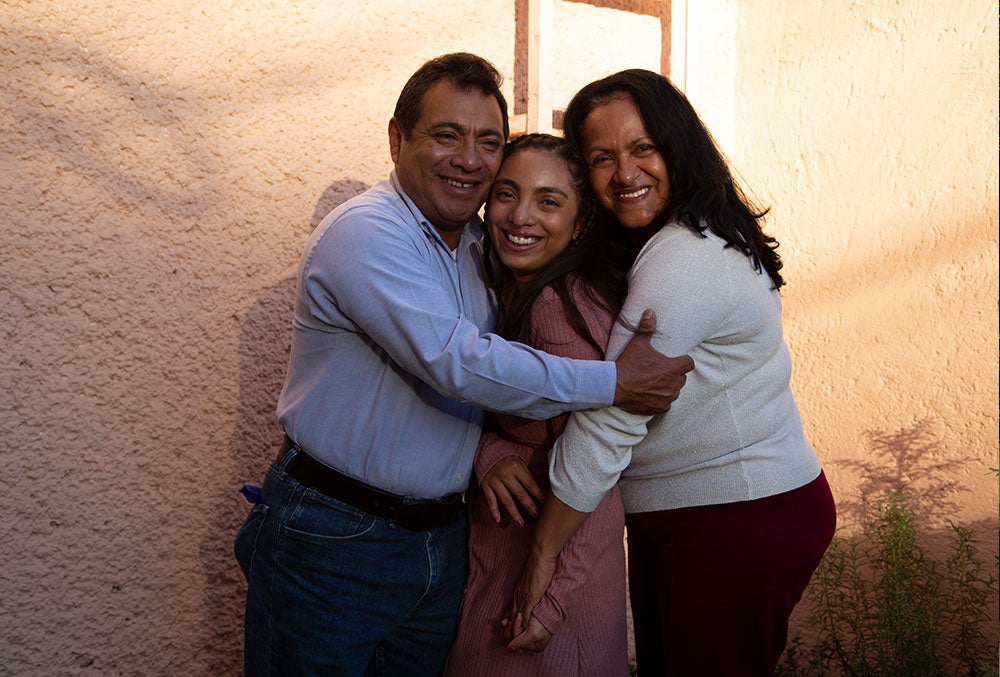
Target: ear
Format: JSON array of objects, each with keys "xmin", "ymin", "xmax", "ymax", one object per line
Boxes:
[
  {"xmin": 388, "ymin": 118, "xmax": 403, "ymax": 164},
  {"xmin": 572, "ymin": 219, "xmax": 583, "ymax": 241}
]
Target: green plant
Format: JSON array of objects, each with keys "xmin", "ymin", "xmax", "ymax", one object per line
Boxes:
[
  {"xmin": 943, "ymin": 523, "xmax": 998, "ymax": 675},
  {"xmin": 776, "ymin": 484, "xmax": 998, "ymax": 677}
]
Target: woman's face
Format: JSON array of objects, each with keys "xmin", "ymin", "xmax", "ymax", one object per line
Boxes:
[
  {"xmin": 580, "ymin": 95, "xmax": 671, "ymax": 229},
  {"xmin": 487, "ymin": 148, "xmax": 581, "ymax": 285}
]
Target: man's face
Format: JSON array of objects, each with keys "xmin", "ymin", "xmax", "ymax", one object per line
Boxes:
[{"xmin": 389, "ymin": 80, "xmax": 506, "ymax": 248}]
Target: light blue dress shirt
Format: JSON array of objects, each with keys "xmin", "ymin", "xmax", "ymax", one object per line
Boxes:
[{"xmin": 276, "ymin": 173, "xmax": 616, "ymax": 499}]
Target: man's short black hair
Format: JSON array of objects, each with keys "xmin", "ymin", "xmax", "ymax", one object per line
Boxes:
[{"xmin": 393, "ymin": 53, "xmax": 509, "ymax": 139}]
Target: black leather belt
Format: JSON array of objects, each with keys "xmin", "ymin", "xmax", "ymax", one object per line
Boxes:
[{"xmin": 276, "ymin": 436, "xmax": 463, "ymax": 531}]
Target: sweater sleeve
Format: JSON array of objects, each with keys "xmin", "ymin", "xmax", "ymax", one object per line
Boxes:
[{"xmin": 549, "ymin": 225, "xmax": 737, "ymax": 511}]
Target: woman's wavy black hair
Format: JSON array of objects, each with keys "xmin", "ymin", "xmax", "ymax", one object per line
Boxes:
[
  {"xmin": 483, "ymin": 134, "xmax": 626, "ymax": 356},
  {"xmin": 563, "ymin": 69, "xmax": 784, "ymax": 288}
]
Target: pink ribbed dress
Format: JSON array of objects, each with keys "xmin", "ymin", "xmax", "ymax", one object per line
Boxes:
[{"xmin": 444, "ymin": 281, "xmax": 629, "ymax": 677}]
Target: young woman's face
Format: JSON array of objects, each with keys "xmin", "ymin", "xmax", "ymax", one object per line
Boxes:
[
  {"xmin": 580, "ymin": 95, "xmax": 671, "ymax": 229},
  {"xmin": 487, "ymin": 148, "xmax": 581, "ymax": 285}
]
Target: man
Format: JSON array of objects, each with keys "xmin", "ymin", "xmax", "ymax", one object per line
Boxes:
[{"xmin": 235, "ymin": 53, "xmax": 693, "ymax": 676}]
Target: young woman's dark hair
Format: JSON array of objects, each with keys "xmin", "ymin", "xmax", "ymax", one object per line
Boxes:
[
  {"xmin": 483, "ymin": 133, "xmax": 627, "ymax": 357},
  {"xmin": 562, "ymin": 69, "xmax": 785, "ymax": 289}
]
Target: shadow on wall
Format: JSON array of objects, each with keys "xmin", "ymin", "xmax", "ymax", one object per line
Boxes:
[
  {"xmin": 832, "ymin": 418, "xmax": 976, "ymax": 526},
  {"xmin": 823, "ymin": 417, "xmax": 998, "ymax": 562},
  {"xmin": 197, "ymin": 180, "xmax": 369, "ymax": 674},
  {"xmin": 808, "ymin": 416, "xmax": 997, "ymax": 584}
]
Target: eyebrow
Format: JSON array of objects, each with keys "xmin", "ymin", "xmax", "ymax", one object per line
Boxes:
[
  {"xmin": 493, "ymin": 177, "xmax": 570, "ymax": 197},
  {"xmin": 586, "ymin": 136, "xmax": 654, "ymax": 154},
  {"xmin": 430, "ymin": 121, "xmax": 504, "ymax": 139}
]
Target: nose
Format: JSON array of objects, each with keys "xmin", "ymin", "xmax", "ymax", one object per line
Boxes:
[
  {"xmin": 613, "ymin": 155, "xmax": 638, "ymax": 185},
  {"xmin": 452, "ymin": 137, "xmax": 483, "ymax": 172},
  {"xmin": 511, "ymin": 200, "xmax": 536, "ymax": 227}
]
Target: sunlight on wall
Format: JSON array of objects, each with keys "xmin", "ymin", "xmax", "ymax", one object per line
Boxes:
[
  {"xmin": 730, "ymin": 1, "xmax": 998, "ymax": 535},
  {"xmin": 552, "ymin": 3, "xmax": 662, "ymax": 109},
  {"xmin": 683, "ymin": 0, "xmax": 737, "ymax": 153}
]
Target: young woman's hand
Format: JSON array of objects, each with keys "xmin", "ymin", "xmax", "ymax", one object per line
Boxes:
[
  {"xmin": 503, "ymin": 546, "xmax": 558, "ymax": 640},
  {"xmin": 505, "ymin": 614, "xmax": 553, "ymax": 653},
  {"xmin": 479, "ymin": 456, "xmax": 545, "ymax": 526}
]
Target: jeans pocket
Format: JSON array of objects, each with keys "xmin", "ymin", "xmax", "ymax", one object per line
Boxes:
[
  {"xmin": 281, "ymin": 489, "xmax": 376, "ymax": 543},
  {"xmin": 234, "ymin": 503, "xmax": 269, "ymax": 581}
]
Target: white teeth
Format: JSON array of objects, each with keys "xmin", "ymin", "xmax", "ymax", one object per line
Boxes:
[
  {"xmin": 619, "ymin": 187, "xmax": 650, "ymax": 199},
  {"xmin": 505, "ymin": 232, "xmax": 539, "ymax": 246},
  {"xmin": 446, "ymin": 179, "xmax": 474, "ymax": 189}
]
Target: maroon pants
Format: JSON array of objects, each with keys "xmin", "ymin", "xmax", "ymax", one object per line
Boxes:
[{"xmin": 625, "ymin": 471, "xmax": 836, "ymax": 676}]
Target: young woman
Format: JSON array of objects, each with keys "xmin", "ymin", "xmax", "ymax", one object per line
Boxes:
[
  {"xmin": 444, "ymin": 134, "xmax": 631, "ymax": 676},
  {"xmin": 506, "ymin": 71, "xmax": 837, "ymax": 676}
]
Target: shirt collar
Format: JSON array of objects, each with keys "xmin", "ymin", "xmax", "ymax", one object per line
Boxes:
[{"xmin": 389, "ymin": 170, "xmax": 484, "ymax": 255}]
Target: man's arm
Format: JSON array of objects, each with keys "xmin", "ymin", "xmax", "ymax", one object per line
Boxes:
[
  {"xmin": 304, "ymin": 212, "xmax": 611, "ymax": 417},
  {"xmin": 309, "ymin": 209, "xmax": 689, "ymax": 418}
]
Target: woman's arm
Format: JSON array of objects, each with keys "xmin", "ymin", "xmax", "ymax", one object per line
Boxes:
[
  {"xmin": 505, "ymin": 493, "xmax": 591, "ymax": 646},
  {"xmin": 506, "ymin": 231, "xmax": 713, "ymax": 639}
]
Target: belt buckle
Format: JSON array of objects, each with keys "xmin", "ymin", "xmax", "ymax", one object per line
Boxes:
[{"xmin": 395, "ymin": 498, "xmax": 455, "ymax": 531}]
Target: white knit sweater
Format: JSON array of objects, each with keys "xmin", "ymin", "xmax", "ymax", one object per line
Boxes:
[{"xmin": 549, "ymin": 222, "xmax": 822, "ymax": 514}]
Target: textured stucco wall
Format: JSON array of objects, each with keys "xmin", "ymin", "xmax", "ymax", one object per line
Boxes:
[
  {"xmin": 2, "ymin": 1, "xmax": 517, "ymax": 673},
  {"xmin": 2, "ymin": 0, "xmax": 996, "ymax": 674},
  {"xmin": 727, "ymin": 0, "xmax": 998, "ymax": 530},
  {"xmin": 703, "ymin": 0, "xmax": 1000, "ymax": 651}
]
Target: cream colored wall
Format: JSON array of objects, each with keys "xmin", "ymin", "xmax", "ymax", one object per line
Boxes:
[
  {"xmin": 709, "ymin": 0, "xmax": 999, "ymax": 648},
  {"xmin": 1, "ymin": 0, "xmax": 996, "ymax": 674},
  {"xmin": 725, "ymin": 0, "xmax": 998, "ymax": 529}
]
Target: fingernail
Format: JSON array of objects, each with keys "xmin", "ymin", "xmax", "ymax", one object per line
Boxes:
[
  {"xmin": 516, "ymin": 519, "xmax": 524, "ymax": 527},
  {"xmin": 494, "ymin": 515, "xmax": 501, "ymax": 523},
  {"xmin": 507, "ymin": 647, "xmax": 514, "ymax": 653}
]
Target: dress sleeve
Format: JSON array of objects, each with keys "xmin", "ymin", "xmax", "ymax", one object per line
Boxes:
[{"xmin": 474, "ymin": 428, "xmax": 537, "ymax": 482}]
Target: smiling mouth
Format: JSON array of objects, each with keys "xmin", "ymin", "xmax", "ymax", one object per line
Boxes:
[
  {"xmin": 503, "ymin": 231, "xmax": 540, "ymax": 246},
  {"xmin": 445, "ymin": 178, "xmax": 476, "ymax": 189},
  {"xmin": 617, "ymin": 186, "xmax": 650, "ymax": 200}
]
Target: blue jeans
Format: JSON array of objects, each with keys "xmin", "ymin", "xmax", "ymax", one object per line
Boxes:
[{"xmin": 234, "ymin": 448, "xmax": 468, "ymax": 676}]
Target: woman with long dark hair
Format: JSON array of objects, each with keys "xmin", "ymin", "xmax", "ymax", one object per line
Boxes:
[
  {"xmin": 445, "ymin": 134, "xmax": 630, "ymax": 676},
  {"xmin": 506, "ymin": 71, "xmax": 836, "ymax": 676}
]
